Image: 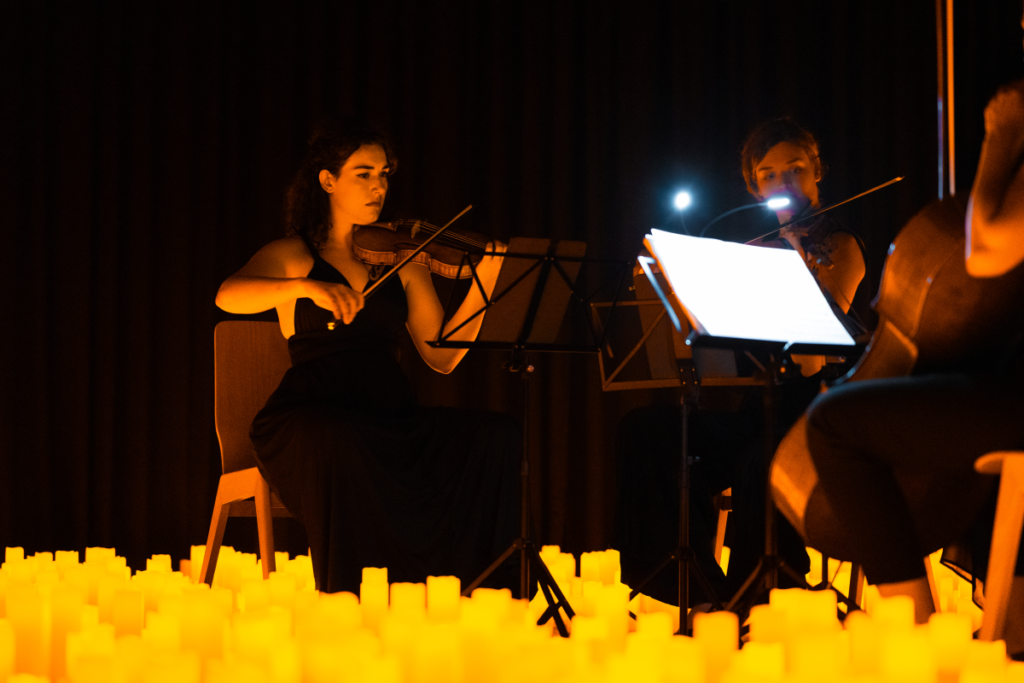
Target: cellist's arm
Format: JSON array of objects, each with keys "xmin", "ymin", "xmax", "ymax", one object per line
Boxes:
[{"xmin": 967, "ymin": 82, "xmax": 1024, "ymax": 278}]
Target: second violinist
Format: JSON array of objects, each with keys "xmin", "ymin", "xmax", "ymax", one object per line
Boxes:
[
  {"xmin": 614, "ymin": 118, "xmax": 868, "ymax": 608},
  {"xmin": 216, "ymin": 118, "xmax": 521, "ymax": 594}
]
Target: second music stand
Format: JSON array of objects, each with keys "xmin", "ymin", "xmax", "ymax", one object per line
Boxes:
[{"xmin": 429, "ymin": 236, "xmax": 631, "ymax": 637}]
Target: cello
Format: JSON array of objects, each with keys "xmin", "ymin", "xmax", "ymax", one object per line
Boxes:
[{"xmin": 770, "ymin": 194, "xmax": 1024, "ymax": 540}]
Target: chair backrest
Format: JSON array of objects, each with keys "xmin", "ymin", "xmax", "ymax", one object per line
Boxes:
[{"xmin": 214, "ymin": 320, "xmax": 292, "ymax": 474}]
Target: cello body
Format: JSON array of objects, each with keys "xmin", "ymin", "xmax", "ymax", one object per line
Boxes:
[{"xmin": 771, "ymin": 196, "xmax": 1024, "ymax": 538}]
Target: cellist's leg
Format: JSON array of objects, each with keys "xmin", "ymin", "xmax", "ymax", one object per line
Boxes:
[{"xmin": 802, "ymin": 373, "xmax": 1020, "ymax": 605}]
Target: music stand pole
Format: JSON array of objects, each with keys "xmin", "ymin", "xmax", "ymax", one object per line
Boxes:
[
  {"xmin": 625, "ymin": 360, "xmax": 725, "ymax": 635},
  {"xmin": 725, "ymin": 348, "xmax": 807, "ymax": 616}
]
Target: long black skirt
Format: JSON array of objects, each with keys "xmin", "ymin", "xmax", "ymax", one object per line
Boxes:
[{"xmin": 251, "ymin": 348, "xmax": 521, "ymax": 594}]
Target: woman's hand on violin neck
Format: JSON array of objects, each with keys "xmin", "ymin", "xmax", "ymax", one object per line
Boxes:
[{"xmin": 302, "ymin": 278, "xmax": 365, "ymax": 325}]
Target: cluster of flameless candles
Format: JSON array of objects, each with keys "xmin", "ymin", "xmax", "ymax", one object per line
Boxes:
[{"xmin": 0, "ymin": 544, "xmax": 1019, "ymax": 683}]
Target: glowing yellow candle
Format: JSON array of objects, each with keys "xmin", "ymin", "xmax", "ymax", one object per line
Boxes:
[
  {"xmin": 269, "ymin": 572, "xmax": 297, "ymax": 612},
  {"xmin": 240, "ymin": 578, "xmax": 271, "ymax": 613},
  {"xmin": 65, "ymin": 623, "xmax": 115, "ymax": 683},
  {"xmin": 600, "ymin": 549, "xmax": 620, "ymax": 585},
  {"xmin": 412, "ymin": 622, "xmax": 463, "ymax": 683},
  {"xmin": 0, "ymin": 619, "xmax": 14, "ymax": 681},
  {"xmin": 4, "ymin": 548, "xmax": 24, "ymax": 564},
  {"xmin": 571, "ymin": 615, "xmax": 610, "ymax": 667},
  {"xmin": 179, "ymin": 594, "xmax": 226, "ymax": 660},
  {"xmin": 873, "ymin": 594, "xmax": 915, "ymax": 631},
  {"xmin": 580, "ymin": 552, "xmax": 601, "ymax": 582},
  {"xmin": 317, "ymin": 591, "xmax": 361, "ymax": 632},
  {"xmin": 390, "ymin": 582, "xmax": 426, "ymax": 622},
  {"xmin": 845, "ymin": 610, "xmax": 881, "ymax": 676},
  {"xmin": 880, "ymin": 629, "xmax": 935, "ymax": 683},
  {"xmin": 360, "ymin": 576, "xmax": 389, "ymax": 632},
  {"xmin": 112, "ymin": 587, "xmax": 144, "ymax": 637},
  {"xmin": 790, "ymin": 632, "xmax": 844, "ymax": 678},
  {"xmin": 595, "ymin": 584, "xmax": 630, "ymax": 651},
  {"xmin": 963, "ymin": 639, "xmax": 1008, "ymax": 677},
  {"xmin": 189, "ymin": 545, "xmax": 205, "ymax": 584},
  {"xmin": 426, "ymin": 576, "xmax": 461, "ymax": 623},
  {"xmin": 726, "ymin": 641, "xmax": 784, "ymax": 681},
  {"xmin": 269, "ymin": 640, "xmax": 302, "ymax": 683},
  {"xmin": 50, "ymin": 584, "xmax": 84, "ymax": 681},
  {"xmin": 84, "ymin": 547, "xmax": 115, "ymax": 565},
  {"xmin": 96, "ymin": 575, "xmax": 125, "ymax": 624},
  {"xmin": 927, "ymin": 611, "xmax": 972, "ymax": 675},
  {"xmin": 748, "ymin": 604, "xmax": 786, "ymax": 644},
  {"xmin": 693, "ymin": 611, "xmax": 737, "ymax": 683},
  {"xmin": 142, "ymin": 610, "xmax": 181, "ymax": 652},
  {"xmin": 662, "ymin": 635, "xmax": 706, "ymax": 683},
  {"xmin": 636, "ymin": 611, "xmax": 673, "ymax": 638},
  {"xmin": 380, "ymin": 614, "xmax": 418, "ymax": 680},
  {"xmin": 6, "ymin": 583, "xmax": 49, "ymax": 677}
]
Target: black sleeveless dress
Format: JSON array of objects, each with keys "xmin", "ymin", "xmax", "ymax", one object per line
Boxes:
[{"xmin": 250, "ymin": 239, "xmax": 521, "ymax": 593}]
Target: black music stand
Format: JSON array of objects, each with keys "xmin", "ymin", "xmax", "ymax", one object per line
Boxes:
[
  {"xmin": 427, "ymin": 236, "xmax": 631, "ymax": 637},
  {"xmin": 592, "ymin": 272, "xmax": 763, "ymax": 635},
  {"xmin": 639, "ymin": 230, "xmax": 861, "ymax": 620}
]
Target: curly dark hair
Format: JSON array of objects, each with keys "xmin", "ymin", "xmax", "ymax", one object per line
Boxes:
[
  {"xmin": 740, "ymin": 117, "xmax": 826, "ymax": 198},
  {"xmin": 284, "ymin": 118, "xmax": 398, "ymax": 248}
]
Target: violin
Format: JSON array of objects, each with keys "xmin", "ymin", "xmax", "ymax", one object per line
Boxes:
[
  {"xmin": 353, "ymin": 218, "xmax": 491, "ymax": 281},
  {"xmin": 326, "ymin": 205, "xmax": 488, "ymax": 329},
  {"xmin": 770, "ymin": 196, "xmax": 1024, "ymax": 539}
]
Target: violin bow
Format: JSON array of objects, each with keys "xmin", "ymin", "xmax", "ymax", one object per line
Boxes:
[{"xmin": 745, "ymin": 176, "xmax": 904, "ymax": 245}]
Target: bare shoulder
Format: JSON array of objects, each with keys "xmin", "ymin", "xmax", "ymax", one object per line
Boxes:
[{"xmin": 236, "ymin": 236, "xmax": 315, "ymax": 278}]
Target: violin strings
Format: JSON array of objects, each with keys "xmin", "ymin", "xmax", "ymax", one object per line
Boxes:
[{"xmin": 412, "ymin": 221, "xmax": 489, "ymax": 251}]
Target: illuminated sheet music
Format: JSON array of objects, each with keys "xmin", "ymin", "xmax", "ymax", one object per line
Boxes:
[{"xmin": 644, "ymin": 229, "xmax": 856, "ymax": 348}]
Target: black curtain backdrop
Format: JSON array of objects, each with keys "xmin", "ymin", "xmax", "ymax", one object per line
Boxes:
[{"xmin": 2, "ymin": 0, "xmax": 1022, "ymax": 570}]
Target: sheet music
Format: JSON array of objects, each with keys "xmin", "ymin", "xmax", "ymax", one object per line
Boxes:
[{"xmin": 644, "ymin": 230, "xmax": 856, "ymax": 347}]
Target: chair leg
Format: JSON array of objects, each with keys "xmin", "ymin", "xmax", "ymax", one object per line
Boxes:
[
  {"xmin": 201, "ymin": 483, "xmax": 233, "ymax": 586},
  {"xmin": 979, "ymin": 455, "xmax": 1024, "ymax": 642},
  {"xmin": 714, "ymin": 488, "xmax": 731, "ymax": 566},
  {"xmin": 850, "ymin": 563, "xmax": 865, "ymax": 608},
  {"xmin": 255, "ymin": 473, "xmax": 277, "ymax": 579},
  {"xmin": 923, "ymin": 555, "xmax": 941, "ymax": 613}
]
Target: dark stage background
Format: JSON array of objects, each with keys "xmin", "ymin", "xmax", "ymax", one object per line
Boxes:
[{"xmin": 2, "ymin": 1, "xmax": 1022, "ymax": 570}]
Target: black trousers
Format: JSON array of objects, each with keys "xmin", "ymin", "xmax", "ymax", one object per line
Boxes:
[{"xmin": 804, "ymin": 372, "xmax": 1024, "ymax": 585}]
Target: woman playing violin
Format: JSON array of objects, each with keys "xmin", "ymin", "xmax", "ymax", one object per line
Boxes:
[
  {"xmin": 614, "ymin": 118, "xmax": 868, "ymax": 607},
  {"xmin": 216, "ymin": 118, "xmax": 520, "ymax": 593}
]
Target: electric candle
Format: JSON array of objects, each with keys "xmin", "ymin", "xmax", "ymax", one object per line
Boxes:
[
  {"xmin": 142, "ymin": 610, "xmax": 181, "ymax": 652},
  {"xmin": 724, "ymin": 641, "xmax": 784, "ymax": 682},
  {"xmin": 390, "ymin": 583, "xmax": 426, "ymax": 622},
  {"xmin": 693, "ymin": 610, "xmax": 738, "ymax": 683},
  {"xmin": 411, "ymin": 622, "xmax": 463, "ymax": 683},
  {"xmin": 65, "ymin": 623, "xmax": 115, "ymax": 683},
  {"xmin": 360, "ymin": 567, "xmax": 389, "ymax": 632},
  {"xmin": 50, "ymin": 583, "xmax": 84, "ymax": 680},
  {"xmin": 845, "ymin": 610, "xmax": 882, "ymax": 676},
  {"xmin": 927, "ymin": 611, "xmax": 973, "ymax": 675},
  {"xmin": 879, "ymin": 629, "xmax": 935, "ymax": 683},
  {"xmin": 635, "ymin": 611, "xmax": 673, "ymax": 639},
  {"xmin": 6, "ymin": 583, "xmax": 49, "ymax": 677},
  {"xmin": 0, "ymin": 619, "xmax": 14, "ymax": 681},
  {"xmin": 179, "ymin": 594, "xmax": 226, "ymax": 661},
  {"xmin": 595, "ymin": 583, "xmax": 630, "ymax": 651},
  {"xmin": 112, "ymin": 587, "xmax": 145, "ymax": 637},
  {"xmin": 662, "ymin": 635, "xmax": 706, "ymax": 683},
  {"xmin": 426, "ymin": 576, "xmax": 460, "ymax": 623},
  {"xmin": 580, "ymin": 552, "xmax": 601, "ymax": 582},
  {"xmin": 599, "ymin": 549, "xmax": 620, "ymax": 585},
  {"xmin": 240, "ymin": 578, "xmax": 271, "ymax": 613},
  {"xmin": 268, "ymin": 571, "xmax": 298, "ymax": 612}
]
